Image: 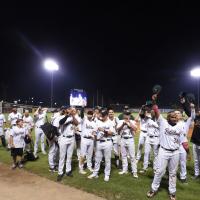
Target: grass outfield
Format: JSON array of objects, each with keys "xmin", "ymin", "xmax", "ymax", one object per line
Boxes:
[{"xmin": 0, "ymin": 112, "xmax": 199, "ymax": 200}]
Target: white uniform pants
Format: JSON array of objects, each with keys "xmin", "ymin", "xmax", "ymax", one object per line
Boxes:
[
  {"xmin": 75, "ymin": 138, "xmax": 81, "ymax": 160},
  {"xmin": 0, "ymin": 127, "xmax": 3, "ymax": 136},
  {"xmin": 93, "ymin": 140, "xmax": 113, "ymax": 176},
  {"xmin": 143, "ymin": 137, "xmax": 159, "ymax": 170},
  {"xmin": 179, "ymin": 145, "xmax": 187, "ymax": 180},
  {"xmin": 79, "ymin": 138, "xmax": 94, "ymax": 170},
  {"xmin": 34, "ymin": 127, "xmax": 45, "ymax": 154},
  {"xmin": 58, "ymin": 136, "xmax": 75, "ymax": 175},
  {"xmin": 48, "ymin": 141, "xmax": 59, "ymax": 169},
  {"xmin": 193, "ymin": 144, "xmax": 200, "ymax": 176},
  {"xmin": 151, "ymin": 147, "xmax": 179, "ymax": 194},
  {"xmin": 121, "ymin": 138, "xmax": 137, "ymax": 173},
  {"xmin": 136, "ymin": 131, "xmax": 147, "ymax": 160},
  {"xmin": 112, "ymin": 135, "xmax": 120, "ymax": 156}
]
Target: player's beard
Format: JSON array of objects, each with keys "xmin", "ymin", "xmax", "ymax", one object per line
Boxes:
[{"xmin": 168, "ymin": 120, "xmax": 176, "ymax": 126}]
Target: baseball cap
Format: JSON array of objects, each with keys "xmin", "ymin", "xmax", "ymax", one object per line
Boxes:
[
  {"xmin": 124, "ymin": 105, "xmax": 129, "ymax": 110},
  {"xmin": 123, "ymin": 110, "xmax": 131, "ymax": 115}
]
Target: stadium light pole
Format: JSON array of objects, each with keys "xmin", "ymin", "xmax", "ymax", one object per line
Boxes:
[
  {"xmin": 43, "ymin": 58, "xmax": 59, "ymax": 108},
  {"xmin": 191, "ymin": 67, "xmax": 200, "ymax": 109}
]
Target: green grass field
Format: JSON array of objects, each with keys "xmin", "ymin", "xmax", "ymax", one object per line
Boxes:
[{"xmin": 0, "ymin": 112, "xmax": 199, "ymax": 200}]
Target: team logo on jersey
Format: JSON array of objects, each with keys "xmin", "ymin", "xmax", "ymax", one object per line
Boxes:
[
  {"xmin": 86, "ymin": 124, "xmax": 94, "ymax": 129},
  {"xmin": 165, "ymin": 128, "xmax": 179, "ymax": 135}
]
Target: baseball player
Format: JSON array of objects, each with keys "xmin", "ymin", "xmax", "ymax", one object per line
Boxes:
[
  {"xmin": 93, "ymin": 106, "xmax": 102, "ymax": 122},
  {"xmin": 57, "ymin": 106, "xmax": 79, "ymax": 181},
  {"xmin": 136, "ymin": 107, "xmax": 149, "ymax": 163},
  {"xmin": 23, "ymin": 110, "xmax": 34, "ymax": 131},
  {"xmin": 189, "ymin": 108, "xmax": 200, "ymax": 179},
  {"xmin": 175, "ymin": 106, "xmax": 195, "ymax": 183},
  {"xmin": 79, "ymin": 110, "xmax": 97, "ymax": 174},
  {"xmin": 48, "ymin": 108, "xmax": 65, "ymax": 172},
  {"xmin": 8, "ymin": 105, "xmax": 22, "ymax": 127},
  {"xmin": 33, "ymin": 107, "xmax": 48, "ymax": 157},
  {"xmin": 108, "ymin": 108, "xmax": 120, "ymax": 168},
  {"xmin": 147, "ymin": 105, "xmax": 184, "ymax": 200},
  {"xmin": 118, "ymin": 105, "xmax": 134, "ymax": 120},
  {"xmin": 139, "ymin": 111, "xmax": 159, "ymax": 173},
  {"xmin": 10, "ymin": 119, "xmax": 31, "ymax": 169},
  {"xmin": 0, "ymin": 111, "xmax": 6, "ymax": 147},
  {"xmin": 117, "ymin": 110, "xmax": 138, "ymax": 178},
  {"xmin": 88, "ymin": 109, "xmax": 114, "ymax": 182}
]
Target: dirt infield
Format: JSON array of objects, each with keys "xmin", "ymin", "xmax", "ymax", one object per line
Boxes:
[{"xmin": 0, "ymin": 162, "xmax": 105, "ymax": 200}]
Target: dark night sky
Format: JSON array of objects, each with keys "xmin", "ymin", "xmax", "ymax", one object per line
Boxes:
[{"xmin": 0, "ymin": 3, "xmax": 200, "ymax": 107}]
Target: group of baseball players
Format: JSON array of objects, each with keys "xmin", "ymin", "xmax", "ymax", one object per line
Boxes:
[{"xmin": 0, "ymin": 94, "xmax": 199, "ymax": 200}]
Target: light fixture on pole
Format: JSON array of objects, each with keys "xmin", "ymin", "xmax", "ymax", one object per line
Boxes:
[
  {"xmin": 190, "ymin": 67, "xmax": 200, "ymax": 109},
  {"xmin": 43, "ymin": 58, "xmax": 59, "ymax": 108}
]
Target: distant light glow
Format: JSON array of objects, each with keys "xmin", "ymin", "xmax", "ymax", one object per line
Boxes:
[
  {"xmin": 44, "ymin": 59, "xmax": 59, "ymax": 71},
  {"xmin": 191, "ymin": 68, "xmax": 200, "ymax": 77}
]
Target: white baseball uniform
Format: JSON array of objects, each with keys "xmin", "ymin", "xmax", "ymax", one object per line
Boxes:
[
  {"xmin": 151, "ymin": 115, "xmax": 183, "ymax": 195},
  {"xmin": 117, "ymin": 120, "xmax": 137, "ymax": 173},
  {"xmin": 23, "ymin": 115, "xmax": 34, "ymax": 130},
  {"xmin": 10, "ymin": 126, "xmax": 29, "ymax": 148},
  {"xmin": 91, "ymin": 119, "xmax": 114, "ymax": 178},
  {"xmin": 143, "ymin": 118, "xmax": 159, "ymax": 171},
  {"xmin": 8, "ymin": 112, "xmax": 22, "ymax": 127},
  {"xmin": 0, "ymin": 113, "xmax": 6, "ymax": 147},
  {"xmin": 0, "ymin": 113, "xmax": 6, "ymax": 136},
  {"xmin": 178, "ymin": 110, "xmax": 195, "ymax": 180},
  {"xmin": 79, "ymin": 117, "xmax": 97, "ymax": 171},
  {"xmin": 136, "ymin": 117, "xmax": 148, "ymax": 161},
  {"xmin": 34, "ymin": 111, "xmax": 47, "ymax": 155},
  {"xmin": 58, "ymin": 116, "xmax": 75, "ymax": 175}
]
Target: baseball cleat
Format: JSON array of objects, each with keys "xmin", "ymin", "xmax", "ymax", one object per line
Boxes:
[
  {"xmin": 42, "ymin": 151, "xmax": 47, "ymax": 155},
  {"xmin": 118, "ymin": 171, "xmax": 128, "ymax": 175},
  {"xmin": 139, "ymin": 169, "xmax": 146, "ymax": 174},
  {"xmin": 104, "ymin": 175, "xmax": 110, "ymax": 182},
  {"xmin": 133, "ymin": 173, "xmax": 138, "ymax": 178},
  {"xmin": 79, "ymin": 170, "xmax": 87, "ymax": 174},
  {"xmin": 88, "ymin": 167, "xmax": 94, "ymax": 172},
  {"xmin": 18, "ymin": 163, "xmax": 23, "ymax": 169},
  {"xmin": 147, "ymin": 190, "xmax": 157, "ymax": 198},
  {"xmin": 66, "ymin": 171, "xmax": 73, "ymax": 177},
  {"xmin": 169, "ymin": 194, "xmax": 176, "ymax": 200},
  {"xmin": 11, "ymin": 164, "xmax": 17, "ymax": 170},
  {"xmin": 57, "ymin": 175, "xmax": 63, "ymax": 182},
  {"xmin": 88, "ymin": 173, "xmax": 99, "ymax": 179},
  {"xmin": 180, "ymin": 178, "xmax": 188, "ymax": 184}
]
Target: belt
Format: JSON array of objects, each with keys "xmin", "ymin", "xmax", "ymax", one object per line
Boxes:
[
  {"xmin": 122, "ymin": 136, "xmax": 133, "ymax": 139},
  {"xmin": 161, "ymin": 146, "xmax": 178, "ymax": 152},
  {"xmin": 63, "ymin": 135, "xmax": 74, "ymax": 138},
  {"xmin": 141, "ymin": 130, "xmax": 147, "ymax": 133},
  {"xmin": 97, "ymin": 139, "xmax": 112, "ymax": 143},
  {"xmin": 149, "ymin": 136, "xmax": 158, "ymax": 138},
  {"xmin": 83, "ymin": 136, "xmax": 93, "ymax": 139}
]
